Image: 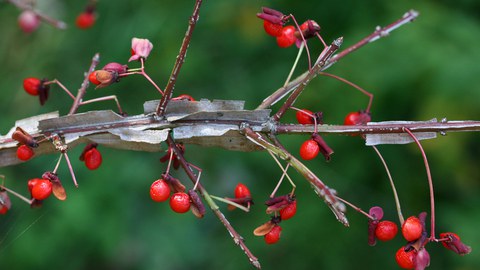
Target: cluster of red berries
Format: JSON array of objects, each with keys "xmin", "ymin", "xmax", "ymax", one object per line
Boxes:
[
  {"xmin": 395, "ymin": 215, "xmax": 426, "ymax": 269},
  {"xmin": 258, "ymin": 7, "xmax": 321, "ymax": 48},
  {"xmin": 79, "ymin": 143, "xmax": 102, "ymax": 170},
  {"xmin": 254, "ymin": 193, "xmax": 297, "ymax": 245},
  {"xmin": 295, "ymin": 109, "xmax": 334, "ymax": 161},
  {"xmin": 150, "ymin": 174, "xmax": 205, "ymax": 216}
]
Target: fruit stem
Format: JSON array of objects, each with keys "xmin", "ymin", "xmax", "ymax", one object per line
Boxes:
[
  {"xmin": 209, "ymin": 195, "xmax": 250, "ymax": 212},
  {"xmin": 403, "ymin": 128, "xmax": 435, "ymax": 239},
  {"xmin": 80, "ymin": 95, "xmax": 125, "ymax": 115},
  {"xmin": 289, "ymin": 14, "xmax": 312, "ymax": 70},
  {"xmin": 44, "ymin": 79, "xmax": 76, "ymax": 100},
  {"xmin": 371, "ymin": 145, "xmax": 404, "ymax": 224},
  {"xmin": 283, "ymin": 42, "xmax": 305, "ymax": 87},
  {"xmin": 63, "ymin": 153, "xmax": 78, "ymax": 188},
  {"xmin": 267, "ymin": 151, "xmax": 295, "ymax": 197},
  {"xmin": 0, "ymin": 185, "xmax": 33, "ymax": 205},
  {"xmin": 319, "ymin": 72, "xmax": 373, "ymax": 113},
  {"xmin": 334, "ymin": 195, "xmax": 375, "ymax": 220},
  {"xmin": 243, "ymin": 126, "xmax": 349, "ymax": 226},
  {"xmin": 272, "ymin": 38, "xmax": 341, "ymax": 122}
]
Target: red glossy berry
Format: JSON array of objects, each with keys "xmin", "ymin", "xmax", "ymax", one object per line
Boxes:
[
  {"xmin": 395, "ymin": 247, "xmax": 417, "ymax": 269},
  {"xmin": 28, "ymin": 178, "xmax": 40, "ymax": 193},
  {"xmin": 88, "ymin": 71, "xmax": 101, "ymax": 85},
  {"xmin": 84, "ymin": 147, "xmax": 102, "ymax": 170},
  {"xmin": 280, "ymin": 200, "xmax": 297, "ymax": 220},
  {"xmin": 76, "ymin": 12, "xmax": 95, "ymax": 29},
  {"xmin": 375, "ymin": 220, "xmax": 398, "ymax": 241},
  {"xmin": 23, "ymin": 78, "xmax": 41, "ymax": 96},
  {"xmin": 344, "ymin": 111, "xmax": 371, "ymax": 125},
  {"xmin": 296, "ymin": 109, "xmax": 314, "ymax": 125},
  {"xmin": 169, "ymin": 192, "xmax": 191, "ymax": 213},
  {"xmin": 264, "ymin": 225, "xmax": 282, "ymax": 244},
  {"xmin": 16, "ymin": 145, "xmax": 34, "ymax": 161},
  {"xmin": 150, "ymin": 179, "xmax": 171, "ymax": 202},
  {"xmin": 276, "ymin": 25, "xmax": 296, "ymax": 48},
  {"xmin": 0, "ymin": 206, "xmax": 8, "ymax": 215},
  {"xmin": 263, "ymin": 20, "xmax": 283, "ymax": 37},
  {"xmin": 234, "ymin": 183, "xmax": 251, "ymax": 198},
  {"xmin": 299, "ymin": 139, "xmax": 319, "ymax": 160},
  {"xmin": 30, "ymin": 179, "xmax": 53, "ymax": 200},
  {"xmin": 18, "ymin": 10, "xmax": 40, "ymax": 33},
  {"xmin": 402, "ymin": 216, "xmax": 423, "ymax": 242}
]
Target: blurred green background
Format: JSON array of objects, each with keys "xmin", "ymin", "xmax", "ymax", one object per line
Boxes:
[{"xmin": 1, "ymin": 0, "xmax": 480, "ymax": 269}]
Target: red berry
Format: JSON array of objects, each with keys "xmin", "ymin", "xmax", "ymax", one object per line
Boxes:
[
  {"xmin": 0, "ymin": 206, "xmax": 8, "ymax": 215},
  {"xmin": 76, "ymin": 12, "xmax": 95, "ymax": 29},
  {"xmin": 344, "ymin": 111, "xmax": 371, "ymax": 125},
  {"xmin": 234, "ymin": 183, "xmax": 251, "ymax": 198},
  {"xmin": 18, "ymin": 10, "xmax": 40, "ymax": 33},
  {"xmin": 276, "ymin": 26, "xmax": 296, "ymax": 48},
  {"xmin": 263, "ymin": 20, "xmax": 283, "ymax": 37},
  {"xmin": 88, "ymin": 71, "xmax": 101, "ymax": 85},
  {"xmin": 16, "ymin": 145, "xmax": 34, "ymax": 161},
  {"xmin": 264, "ymin": 225, "xmax": 282, "ymax": 244},
  {"xmin": 402, "ymin": 216, "xmax": 423, "ymax": 242},
  {"xmin": 23, "ymin": 78, "xmax": 41, "ymax": 96},
  {"xmin": 375, "ymin": 220, "xmax": 398, "ymax": 241},
  {"xmin": 150, "ymin": 179, "xmax": 171, "ymax": 202},
  {"xmin": 30, "ymin": 179, "xmax": 53, "ymax": 200},
  {"xmin": 28, "ymin": 178, "xmax": 40, "ymax": 193},
  {"xmin": 169, "ymin": 192, "xmax": 191, "ymax": 213},
  {"xmin": 296, "ymin": 109, "xmax": 314, "ymax": 125},
  {"xmin": 395, "ymin": 247, "xmax": 417, "ymax": 269},
  {"xmin": 84, "ymin": 147, "xmax": 102, "ymax": 170},
  {"xmin": 299, "ymin": 139, "xmax": 319, "ymax": 160},
  {"xmin": 280, "ymin": 200, "xmax": 297, "ymax": 220}
]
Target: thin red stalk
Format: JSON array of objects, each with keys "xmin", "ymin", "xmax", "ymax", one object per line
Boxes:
[
  {"xmin": 319, "ymin": 72, "xmax": 373, "ymax": 113},
  {"xmin": 289, "ymin": 14, "xmax": 312, "ymax": 70},
  {"xmin": 44, "ymin": 79, "xmax": 76, "ymax": 100},
  {"xmin": 68, "ymin": 53, "xmax": 100, "ymax": 115},
  {"xmin": 403, "ymin": 128, "xmax": 435, "ymax": 238},
  {"xmin": 80, "ymin": 95, "xmax": 124, "ymax": 115},
  {"xmin": 334, "ymin": 196, "xmax": 375, "ymax": 220},
  {"xmin": 272, "ymin": 37, "xmax": 342, "ymax": 122},
  {"xmin": 156, "ymin": 0, "xmax": 203, "ymax": 116},
  {"xmin": 166, "ymin": 135, "xmax": 260, "ymax": 269}
]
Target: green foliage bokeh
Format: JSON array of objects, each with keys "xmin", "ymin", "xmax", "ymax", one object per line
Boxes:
[{"xmin": 0, "ymin": 0, "xmax": 479, "ymax": 269}]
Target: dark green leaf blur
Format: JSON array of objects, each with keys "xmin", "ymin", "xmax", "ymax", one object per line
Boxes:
[{"xmin": 0, "ymin": 0, "xmax": 479, "ymax": 269}]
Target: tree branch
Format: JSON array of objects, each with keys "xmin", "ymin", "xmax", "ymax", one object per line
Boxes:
[{"xmin": 155, "ymin": 0, "xmax": 203, "ymax": 116}]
